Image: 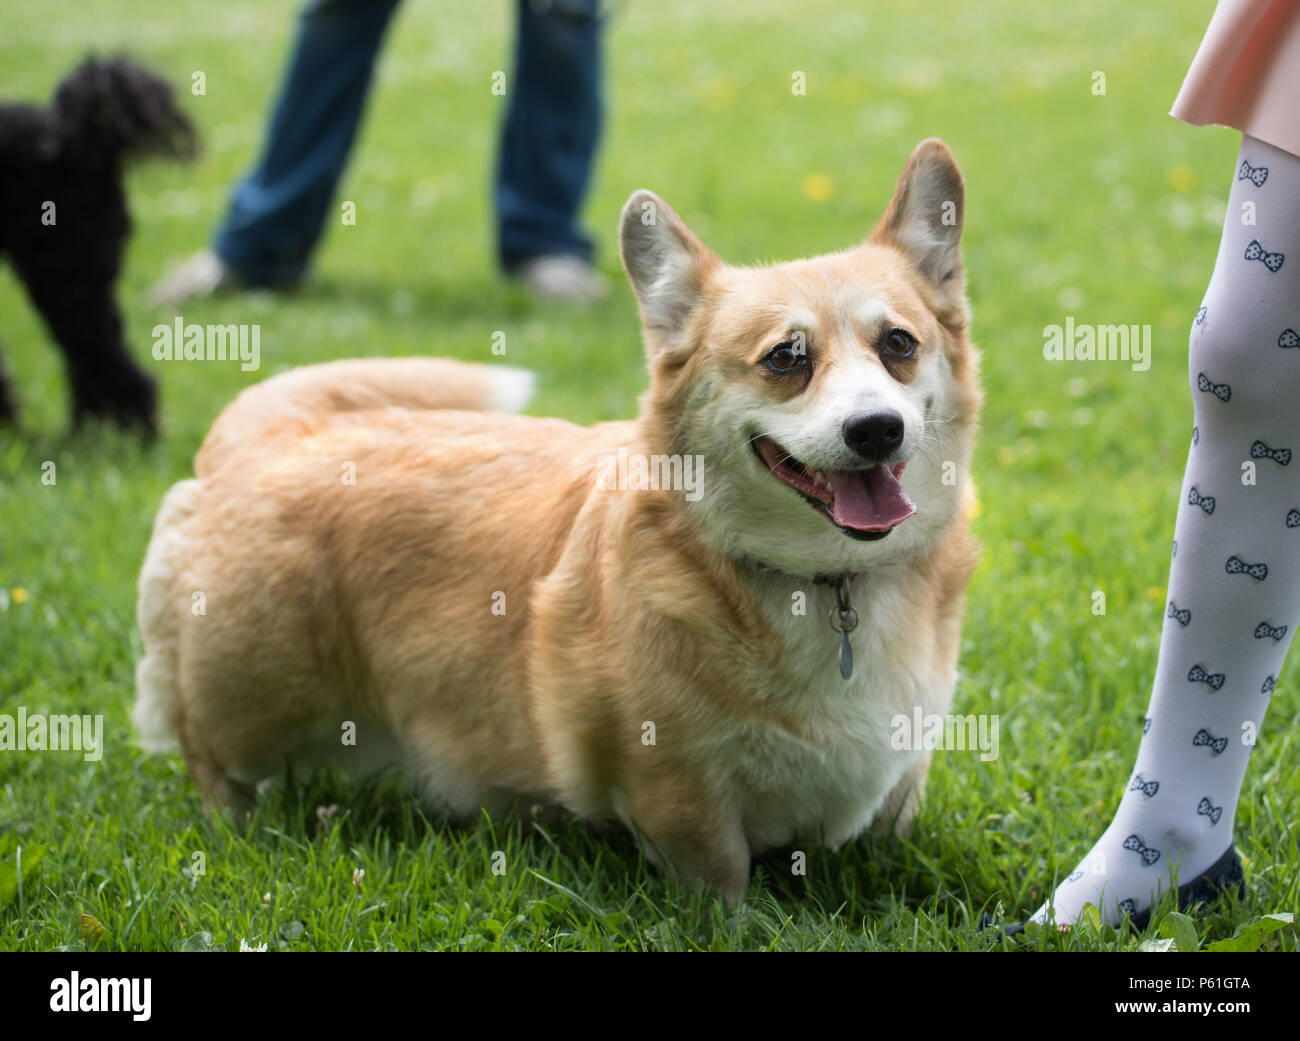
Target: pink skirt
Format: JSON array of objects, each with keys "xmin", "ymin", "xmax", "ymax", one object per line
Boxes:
[{"xmin": 1171, "ymin": 0, "xmax": 1300, "ymax": 157}]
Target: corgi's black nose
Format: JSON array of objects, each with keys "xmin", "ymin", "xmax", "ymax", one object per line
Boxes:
[{"xmin": 843, "ymin": 410, "xmax": 904, "ymax": 461}]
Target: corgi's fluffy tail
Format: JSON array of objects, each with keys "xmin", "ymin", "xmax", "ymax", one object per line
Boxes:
[
  {"xmin": 195, "ymin": 358, "xmax": 535, "ymax": 476},
  {"xmin": 134, "ymin": 359, "xmax": 534, "ymax": 755}
]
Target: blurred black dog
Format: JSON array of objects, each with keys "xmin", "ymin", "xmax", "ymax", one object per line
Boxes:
[{"xmin": 0, "ymin": 56, "xmax": 196, "ymax": 431}]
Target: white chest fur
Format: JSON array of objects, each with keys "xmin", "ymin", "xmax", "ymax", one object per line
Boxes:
[{"xmin": 710, "ymin": 569, "xmax": 956, "ymax": 854}]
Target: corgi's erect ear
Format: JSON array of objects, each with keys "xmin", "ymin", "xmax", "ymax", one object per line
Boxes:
[
  {"xmin": 619, "ymin": 190, "xmax": 720, "ymax": 351},
  {"xmin": 869, "ymin": 139, "xmax": 966, "ymax": 308}
]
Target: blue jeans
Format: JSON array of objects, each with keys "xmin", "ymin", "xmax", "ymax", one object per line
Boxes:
[{"xmin": 213, "ymin": 0, "xmax": 603, "ymax": 286}]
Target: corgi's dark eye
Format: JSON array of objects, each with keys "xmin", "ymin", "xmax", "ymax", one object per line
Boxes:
[
  {"xmin": 883, "ymin": 328, "xmax": 917, "ymax": 359},
  {"xmin": 763, "ymin": 341, "xmax": 807, "ymax": 373}
]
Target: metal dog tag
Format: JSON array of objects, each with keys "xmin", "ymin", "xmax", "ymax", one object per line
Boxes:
[
  {"xmin": 839, "ymin": 629, "xmax": 854, "ymax": 680},
  {"xmin": 829, "ymin": 574, "xmax": 858, "ymax": 681}
]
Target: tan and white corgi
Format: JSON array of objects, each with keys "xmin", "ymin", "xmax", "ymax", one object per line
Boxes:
[{"xmin": 134, "ymin": 139, "xmax": 981, "ymax": 902}]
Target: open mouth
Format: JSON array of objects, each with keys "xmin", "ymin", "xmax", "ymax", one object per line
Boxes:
[{"xmin": 752, "ymin": 436, "xmax": 916, "ymax": 541}]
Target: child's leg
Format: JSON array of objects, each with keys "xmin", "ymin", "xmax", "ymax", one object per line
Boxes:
[{"xmin": 1032, "ymin": 134, "xmax": 1300, "ymax": 926}]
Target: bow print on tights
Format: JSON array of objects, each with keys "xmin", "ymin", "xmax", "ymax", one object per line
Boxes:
[
  {"xmin": 1226, "ymin": 555, "xmax": 1268, "ymax": 580},
  {"xmin": 1250, "ymin": 440, "xmax": 1291, "ymax": 465},
  {"xmin": 1122, "ymin": 834, "xmax": 1162, "ymax": 866},
  {"xmin": 1238, "ymin": 160, "xmax": 1269, "ymax": 186},
  {"xmin": 1193, "ymin": 728, "xmax": 1228, "ymax": 754},
  {"xmin": 1245, "ymin": 239, "xmax": 1285, "ymax": 272},
  {"xmin": 1197, "ymin": 372, "xmax": 1232, "ymax": 401}
]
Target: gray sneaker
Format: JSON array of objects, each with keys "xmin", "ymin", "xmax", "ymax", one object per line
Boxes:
[
  {"xmin": 509, "ymin": 254, "xmax": 609, "ymax": 304},
  {"xmin": 146, "ymin": 250, "xmax": 240, "ymax": 308}
]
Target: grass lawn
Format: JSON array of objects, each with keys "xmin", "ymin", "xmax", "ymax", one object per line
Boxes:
[{"xmin": 1, "ymin": 0, "xmax": 1296, "ymax": 952}]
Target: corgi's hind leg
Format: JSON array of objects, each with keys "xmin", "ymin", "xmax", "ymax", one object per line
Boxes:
[{"xmin": 177, "ymin": 719, "xmax": 258, "ymax": 819}]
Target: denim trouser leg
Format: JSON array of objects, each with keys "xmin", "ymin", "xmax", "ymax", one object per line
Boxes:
[
  {"xmin": 495, "ymin": 0, "xmax": 604, "ymax": 270},
  {"xmin": 214, "ymin": 0, "xmax": 402, "ymax": 286}
]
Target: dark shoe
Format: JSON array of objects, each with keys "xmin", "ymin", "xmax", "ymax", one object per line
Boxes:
[
  {"xmin": 1128, "ymin": 845, "xmax": 1244, "ymax": 929},
  {"xmin": 983, "ymin": 846, "xmax": 1245, "ymax": 938}
]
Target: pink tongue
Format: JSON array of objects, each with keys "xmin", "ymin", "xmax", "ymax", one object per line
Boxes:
[{"xmin": 827, "ymin": 466, "xmax": 916, "ymax": 531}]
